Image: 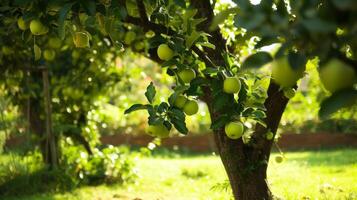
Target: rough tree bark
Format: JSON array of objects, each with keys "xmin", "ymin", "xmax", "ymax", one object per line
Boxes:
[
  {"xmin": 204, "ymin": 82, "xmax": 289, "ymax": 200},
  {"xmin": 191, "ymin": 1, "xmax": 290, "ymax": 199}
]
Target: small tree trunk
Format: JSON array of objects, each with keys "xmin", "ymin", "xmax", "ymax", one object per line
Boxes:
[
  {"xmin": 213, "ymin": 129, "xmax": 272, "ymax": 200},
  {"xmin": 207, "ymin": 82, "xmax": 289, "ymax": 200},
  {"xmin": 21, "ymin": 69, "xmax": 59, "ymax": 168},
  {"xmin": 42, "ymin": 69, "xmax": 58, "ymax": 169}
]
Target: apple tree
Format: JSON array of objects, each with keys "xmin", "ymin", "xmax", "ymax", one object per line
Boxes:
[
  {"xmin": 1, "ymin": 0, "xmax": 356, "ymax": 199},
  {"xmin": 0, "ymin": 3, "xmax": 124, "ymax": 168}
]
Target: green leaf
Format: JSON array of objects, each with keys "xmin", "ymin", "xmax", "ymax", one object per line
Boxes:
[
  {"xmin": 332, "ymin": 0, "xmax": 357, "ymax": 10},
  {"xmin": 287, "ymin": 52, "xmax": 306, "ymax": 71},
  {"xmin": 58, "ymin": 3, "xmax": 75, "ymax": 39},
  {"xmin": 196, "ymin": 42, "xmax": 216, "ymax": 49},
  {"xmin": 232, "ymin": 0, "xmax": 251, "ymax": 9},
  {"xmin": 213, "ymin": 93, "xmax": 232, "ymax": 111},
  {"xmin": 170, "ymin": 108, "xmax": 186, "ymax": 121},
  {"xmin": 80, "ymin": 0, "xmax": 96, "ymax": 16},
  {"xmin": 234, "ymin": 12, "xmax": 265, "ymax": 30},
  {"xmin": 301, "ymin": 18, "xmax": 337, "ymax": 33},
  {"xmin": 252, "ymin": 109, "xmax": 266, "ymax": 119},
  {"xmin": 163, "ymin": 121, "xmax": 172, "ymax": 130},
  {"xmin": 168, "ymin": 108, "xmax": 188, "ymax": 134},
  {"xmin": 242, "ymin": 52, "xmax": 272, "ymax": 69},
  {"xmin": 319, "ymin": 89, "xmax": 357, "ymax": 119},
  {"xmin": 145, "ymin": 82, "xmax": 156, "ymax": 104},
  {"xmin": 209, "ymin": 7, "xmax": 239, "ymax": 31},
  {"xmin": 124, "ymin": 104, "xmax": 149, "ymax": 114},
  {"xmin": 210, "ymin": 115, "xmax": 230, "ymax": 130},
  {"xmin": 174, "ymin": 0, "xmax": 186, "ymax": 8},
  {"xmin": 185, "ymin": 31, "xmax": 201, "ymax": 48},
  {"xmin": 255, "ymin": 37, "xmax": 280, "ymax": 48},
  {"xmin": 157, "ymin": 102, "xmax": 169, "ymax": 113}
]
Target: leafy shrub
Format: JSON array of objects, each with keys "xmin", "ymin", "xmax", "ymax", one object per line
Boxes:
[
  {"xmin": 61, "ymin": 144, "xmax": 138, "ymax": 186},
  {"xmin": 0, "ymin": 144, "xmax": 138, "ymax": 196},
  {"xmin": 0, "ymin": 151, "xmax": 75, "ymax": 196}
]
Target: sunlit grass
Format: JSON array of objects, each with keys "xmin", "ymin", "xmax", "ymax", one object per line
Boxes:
[{"xmin": 2, "ymin": 148, "xmax": 357, "ymax": 200}]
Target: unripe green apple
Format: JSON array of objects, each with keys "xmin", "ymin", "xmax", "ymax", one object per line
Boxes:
[
  {"xmin": 48, "ymin": 37, "xmax": 62, "ymax": 49},
  {"xmin": 178, "ymin": 69, "xmax": 196, "ymax": 84},
  {"xmin": 34, "ymin": 44, "xmax": 41, "ymax": 61},
  {"xmin": 174, "ymin": 95, "xmax": 188, "ymax": 108},
  {"xmin": 225, "ymin": 121, "xmax": 244, "ymax": 139},
  {"xmin": 283, "ymin": 88, "xmax": 296, "ymax": 99},
  {"xmin": 17, "ymin": 17, "xmax": 28, "ymax": 30},
  {"xmin": 266, "ymin": 131, "xmax": 274, "ymax": 140},
  {"xmin": 124, "ymin": 31, "xmax": 136, "ymax": 45},
  {"xmin": 73, "ymin": 32, "xmax": 90, "ymax": 48},
  {"xmin": 157, "ymin": 44, "xmax": 174, "ymax": 61},
  {"xmin": 30, "ymin": 20, "xmax": 48, "ymax": 35},
  {"xmin": 223, "ymin": 77, "xmax": 241, "ymax": 94},
  {"xmin": 134, "ymin": 41, "xmax": 145, "ymax": 50},
  {"xmin": 43, "ymin": 49, "xmax": 56, "ymax": 61},
  {"xmin": 183, "ymin": 100, "xmax": 199, "ymax": 116},
  {"xmin": 146, "ymin": 123, "xmax": 170, "ymax": 138},
  {"xmin": 271, "ymin": 57, "xmax": 305, "ymax": 87},
  {"xmin": 319, "ymin": 58, "xmax": 356, "ymax": 93},
  {"xmin": 275, "ymin": 155, "xmax": 284, "ymax": 163}
]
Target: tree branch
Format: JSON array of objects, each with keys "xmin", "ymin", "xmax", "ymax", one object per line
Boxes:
[
  {"xmin": 189, "ymin": 0, "xmax": 227, "ymax": 66},
  {"xmin": 123, "ymin": 15, "xmax": 217, "ymax": 69},
  {"xmin": 135, "ymin": 0, "xmax": 149, "ymax": 24}
]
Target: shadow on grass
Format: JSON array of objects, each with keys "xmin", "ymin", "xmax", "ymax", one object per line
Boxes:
[
  {"xmin": 0, "ymin": 168, "xmax": 75, "ymax": 199},
  {"xmin": 283, "ymin": 148, "xmax": 357, "ymax": 167}
]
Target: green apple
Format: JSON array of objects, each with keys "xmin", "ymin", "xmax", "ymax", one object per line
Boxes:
[
  {"xmin": 283, "ymin": 88, "xmax": 296, "ymax": 99},
  {"xmin": 48, "ymin": 37, "xmax": 62, "ymax": 49},
  {"xmin": 30, "ymin": 20, "xmax": 48, "ymax": 35},
  {"xmin": 183, "ymin": 100, "xmax": 199, "ymax": 116},
  {"xmin": 275, "ymin": 155, "xmax": 284, "ymax": 163},
  {"xmin": 124, "ymin": 31, "xmax": 136, "ymax": 45},
  {"xmin": 266, "ymin": 131, "xmax": 274, "ymax": 140},
  {"xmin": 73, "ymin": 32, "xmax": 90, "ymax": 48},
  {"xmin": 134, "ymin": 41, "xmax": 145, "ymax": 50},
  {"xmin": 17, "ymin": 17, "xmax": 28, "ymax": 30},
  {"xmin": 319, "ymin": 58, "xmax": 356, "ymax": 93},
  {"xmin": 178, "ymin": 69, "xmax": 196, "ymax": 84},
  {"xmin": 225, "ymin": 121, "xmax": 244, "ymax": 139},
  {"xmin": 157, "ymin": 44, "xmax": 174, "ymax": 61},
  {"xmin": 223, "ymin": 77, "xmax": 241, "ymax": 94},
  {"xmin": 34, "ymin": 44, "xmax": 41, "ymax": 61},
  {"xmin": 271, "ymin": 57, "xmax": 305, "ymax": 87},
  {"xmin": 43, "ymin": 49, "xmax": 56, "ymax": 61},
  {"xmin": 146, "ymin": 123, "xmax": 170, "ymax": 138},
  {"xmin": 174, "ymin": 95, "xmax": 188, "ymax": 108}
]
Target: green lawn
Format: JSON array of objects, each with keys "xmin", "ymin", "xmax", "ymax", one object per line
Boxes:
[{"xmin": 2, "ymin": 149, "xmax": 357, "ymax": 200}]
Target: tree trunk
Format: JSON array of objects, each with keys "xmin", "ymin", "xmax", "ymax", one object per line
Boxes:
[
  {"xmin": 22, "ymin": 70, "xmax": 59, "ymax": 168},
  {"xmin": 42, "ymin": 69, "xmax": 58, "ymax": 168},
  {"xmin": 213, "ymin": 127, "xmax": 272, "ymax": 200},
  {"xmin": 207, "ymin": 82, "xmax": 290, "ymax": 200}
]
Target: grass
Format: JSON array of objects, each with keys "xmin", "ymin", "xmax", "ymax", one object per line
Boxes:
[{"xmin": 1, "ymin": 148, "xmax": 357, "ymax": 200}]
